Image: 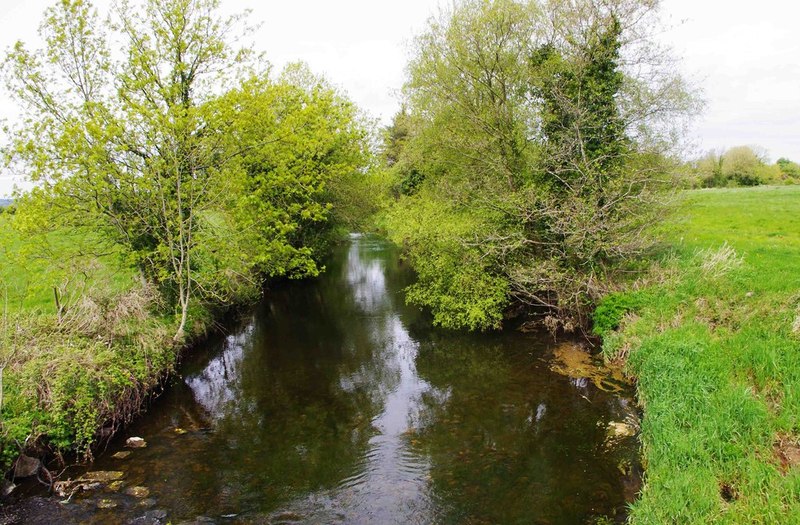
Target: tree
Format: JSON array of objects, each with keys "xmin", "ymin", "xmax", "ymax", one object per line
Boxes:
[
  {"xmin": 722, "ymin": 145, "xmax": 767, "ymax": 186},
  {"xmin": 777, "ymin": 157, "xmax": 800, "ymax": 181},
  {"xmin": 384, "ymin": 0, "xmax": 698, "ymax": 331},
  {"xmin": 691, "ymin": 145, "xmax": 785, "ymax": 188},
  {"xmin": 217, "ymin": 65, "xmax": 370, "ymax": 278},
  {"xmin": 3, "ymin": 0, "xmax": 370, "ymax": 340}
]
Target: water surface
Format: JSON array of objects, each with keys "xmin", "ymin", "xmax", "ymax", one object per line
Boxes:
[{"xmin": 8, "ymin": 235, "xmax": 640, "ymax": 524}]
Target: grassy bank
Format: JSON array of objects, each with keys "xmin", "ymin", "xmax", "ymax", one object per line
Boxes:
[
  {"xmin": 597, "ymin": 186, "xmax": 800, "ymax": 523},
  {"xmin": 0, "ymin": 214, "xmax": 198, "ymax": 471}
]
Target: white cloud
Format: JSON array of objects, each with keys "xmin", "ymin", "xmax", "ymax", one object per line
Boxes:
[{"xmin": 660, "ymin": 0, "xmax": 800, "ymax": 161}]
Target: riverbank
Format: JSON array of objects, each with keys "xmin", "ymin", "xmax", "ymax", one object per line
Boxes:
[
  {"xmin": 597, "ymin": 186, "xmax": 800, "ymax": 523},
  {"xmin": 0, "ymin": 214, "xmax": 219, "ymax": 474}
]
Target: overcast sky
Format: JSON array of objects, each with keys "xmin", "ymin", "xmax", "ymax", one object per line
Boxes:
[{"xmin": 1, "ymin": 0, "xmax": 799, "ymax": 197}]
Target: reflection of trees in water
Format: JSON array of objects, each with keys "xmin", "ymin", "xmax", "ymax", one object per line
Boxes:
[
  {"xmin": 411, "ymin": 334, "xmax": 640, "ymax": 524},
  {"xmin": 118, "ymin": 235, "xmax": 639, "ymax": 522},
  {"xmin": 175, "ymin": 235, "xmax": 436, "ymax": 516}
]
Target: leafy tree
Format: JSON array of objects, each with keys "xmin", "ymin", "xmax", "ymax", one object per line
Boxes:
[
  {"xmin": 2, "ymin": 0, "xmax": 369, "ymax": 340},
  {"xmin": 384, "ymin": 0, "xmax": 697, "ymax": 331},
  {"xmin": 690, "ymin": 146, "xmax": 787, "ymax": 188},
  {"xmin": 217, "ymin": 65, "xmax": 370, "ymax": 278},
  {"xmin": 722, "ymin": 145, "xmax": 767, "ymax": 186},
  {"xmin": 776, "ymin": 157, "xmax": 800, "ymax": 181},
  {"xmin": 694, "ymin": 149, "xmax": 726, "ymax": 188}
]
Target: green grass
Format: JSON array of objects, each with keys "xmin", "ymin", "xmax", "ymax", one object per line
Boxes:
[
  {"xmin": 599, "ymin": 186, "xmax": 800, "ymax": 523},
  {"xmin": 0, "ymin": 213, "xmax": 133, "ymax": 313}
]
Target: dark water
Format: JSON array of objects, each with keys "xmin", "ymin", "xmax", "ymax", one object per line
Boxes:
[{"xmin": 5, "ymin": 235, "xmax": 640, "ymax": 524}]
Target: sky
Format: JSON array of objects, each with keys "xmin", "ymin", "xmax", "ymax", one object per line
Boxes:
[{"xmin": 1, "ymin": 0, "xmax": 799, "ymax": 197}]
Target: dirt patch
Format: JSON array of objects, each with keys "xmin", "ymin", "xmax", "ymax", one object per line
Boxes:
[
  {"xmin": 774, "ymin": 433, "xmax": 800, "ymax": 474},
  {"xmin": 720, "ymin": 481, "xmax": 738, "ymax": 502}
]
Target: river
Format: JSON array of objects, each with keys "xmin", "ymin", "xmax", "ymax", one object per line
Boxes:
[{"xmin": 4, "ymin": 234, "xmax": 640, "ymax": 524}]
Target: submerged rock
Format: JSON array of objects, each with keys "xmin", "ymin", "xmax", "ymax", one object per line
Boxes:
[
  {"xmin": 607, "ymin": 421, "xmax": 637, "ymax": 438},
  {"xmin": 603, "ymin": 420, "xmax": 639, "ymax": 449},
  {"xmin": 549, "ymin": 343, "xmax": 629, "ymax": 393},
  {"xmin": 113, "ymin": 451, "xmax": 133, "ymax": 460},
  {"xmin": 81, "ymin": 471, "xmax": 125, "ymax": 483},
  {"xmin": 108, "ymin": 480, "xmax": 126, "ymax": 492},
  {"xmin": 126, "ymin": 437, "xmax": 147, "ymax": 448},
  {"xmin": 97, "ymin": 498, "xmax": 118, "ymax": 509},
  {"xmin": 127, "ymin": 509, "xmax": 168, "ymax": 524},
  {"xmin": 13, "ymin": 454, "xmax": 41, "ymax": 478},
  {"xmin": 125, "ymin": 486, "xmax": 151, "ymax": 498}
]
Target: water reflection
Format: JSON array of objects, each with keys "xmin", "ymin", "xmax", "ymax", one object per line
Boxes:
[{"xmin": 23, "ymin": 234, "xmax": 639, "ymax": 524}]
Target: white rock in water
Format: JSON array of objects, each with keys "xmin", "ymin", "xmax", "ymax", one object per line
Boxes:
[
  {"xmin": 125, "ymin": 437, "xmax": 147, "ymax": 448},
  {"xmin": 124, "ymin": 486, "xmax": 151, "ymax": 498}
]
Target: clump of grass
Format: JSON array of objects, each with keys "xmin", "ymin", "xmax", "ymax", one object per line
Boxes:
[
  {"xmin": 699, "ymin": 242, "xmax": 742, "ymax": 278},
  {"xmin": 0, "ymin": 214, "xmax": 209, "ymax": 472},
  {"xmin": 596, "ymin": 186, "xmax": 800, "ymax": 523}
]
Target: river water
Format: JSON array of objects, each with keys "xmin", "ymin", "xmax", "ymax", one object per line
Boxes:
[{"xmin": 5, "ymin": 235, "xmax": 640, "ymax": 524}]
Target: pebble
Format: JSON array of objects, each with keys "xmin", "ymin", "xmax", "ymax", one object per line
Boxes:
[
  {"xmin": 126, "ymin": 437, "xmax": 148, "ymax": 448},
  {"xmin": 97, "ymin": 498, "xmax": 118, "ymax": 509},
  {"xmin": 81, "ymin": 471, "xmax": 125, "ymax": 482},
  {"xmin": 125, "ymin": 486, "xmax": 151, "ymax": 498}
]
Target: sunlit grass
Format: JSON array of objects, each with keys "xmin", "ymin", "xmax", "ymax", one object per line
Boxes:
[
  {"xmin": 0, "ymin": 214, "xmax": 133, "ymax": 313},
  {"xmin": 600, "ymin": 186, "xmax": 800, "ymax": 523}
]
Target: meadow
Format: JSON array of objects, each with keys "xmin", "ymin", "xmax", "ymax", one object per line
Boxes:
[{"xmin": 598, "ymin": 186, "xmax": 800, "ymax": 523}]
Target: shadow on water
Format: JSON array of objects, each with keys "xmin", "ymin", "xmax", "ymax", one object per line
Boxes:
[{"xmin": 4, "ymin": 234, "xmax": 641, "ymax": 524}]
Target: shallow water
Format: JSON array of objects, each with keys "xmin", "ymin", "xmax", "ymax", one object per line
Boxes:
[{"xmin": 6, "ymin": 235, "xmax": 640, "ymax": 524}]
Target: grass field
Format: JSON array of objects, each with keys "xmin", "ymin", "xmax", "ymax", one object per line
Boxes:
[
  {"xmin": 0, "ymin": 214, "xmax": 133, "ymax": 313},
  {"xmin": 599, "ymin": 186, "xmax": 800, "ymax": 523}
]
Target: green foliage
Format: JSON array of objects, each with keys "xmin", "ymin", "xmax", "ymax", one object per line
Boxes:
[
  {"xmin": 220, "ymin": 66, "xmax": 371, "ymax": 274},
  {"xmin": 686, "ymin": 146, "xmax": 795, "ymax": 188},
  {"xmin": 2, "ymin": 0, "xmax": 370, "ymax": 341},
  {"xmin": 382, "ymin": 0, "xmax": 696, "ymax": 331},
  {"xmin": 601, "ymin": 186, "xmax": 800, "ymax": 523},
  {"xmin": 386, "ymin": 191, "xmax": 509, "ymax": 330},
  {"xmin": 0, "ymin": 0, "xmax": 370, "ymax": 469},
  {"xmin": 0, "ymin": 270, "xmax": 179, "ymax": 468},
  {"xmin": 777, "ymin": 157, "xmax": 800, "ymax": 180},
  {"xmin": 592, "ymin": 291, "xmax": 641, "ymax": 338}
]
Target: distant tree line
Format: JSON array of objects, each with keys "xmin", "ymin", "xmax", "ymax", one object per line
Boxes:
[{"xmin": 683, "ymin": 145, "xmax": 800, "ymax": 188}]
